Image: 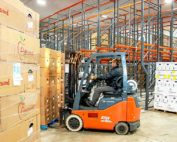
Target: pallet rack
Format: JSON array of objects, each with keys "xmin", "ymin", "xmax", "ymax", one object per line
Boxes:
[{"xmin": 40, "ymin": 0, "xmax": 177, "ymax": 110}]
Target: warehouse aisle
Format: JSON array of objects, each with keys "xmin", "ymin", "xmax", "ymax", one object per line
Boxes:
[{"xmin": 38, "ymin": 111, "xmax": 177, "ymax": 142}]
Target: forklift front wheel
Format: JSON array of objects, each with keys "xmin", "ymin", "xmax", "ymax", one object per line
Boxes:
[
  {"xmin": 115, "ymin": 122, "xmax": 129, "ymax": 135},
  {"xmin": 65, "ymin": 114, "xmax": 83, "ymax": 132}
]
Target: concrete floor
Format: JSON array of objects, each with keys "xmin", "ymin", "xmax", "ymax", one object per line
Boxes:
[{"xmin": 38, "ymin": 110, "xmax": 177, "ymax": 142}]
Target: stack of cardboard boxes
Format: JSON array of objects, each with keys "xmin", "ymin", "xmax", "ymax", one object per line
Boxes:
[
  {"xmin": 40, "ymin": 48, "xmax": 65, "ymax": 126},
  {"xmin": 154, "ymin": 62, "xmax": 177, "ymax": 112},
  {"xmin": 0, "ymin": 0, "xmax": 40, "ymax": 141}
]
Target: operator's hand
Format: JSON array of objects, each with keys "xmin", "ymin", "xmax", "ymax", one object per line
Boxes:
[{"xmin": 90, "ymin": 75, "xmax": 97, "ymax": 80}]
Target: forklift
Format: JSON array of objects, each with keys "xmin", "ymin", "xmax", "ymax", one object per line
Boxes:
[{"xmin": 63, "ymin": 52, "xmax": 140, "ymax": 135}]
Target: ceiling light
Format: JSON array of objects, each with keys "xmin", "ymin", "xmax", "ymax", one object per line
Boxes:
[
  {"xmin": 165, "ymin": 0, "xmax": 173, "ymax": 4},
  {"xmin": 37, "ymin": 0, "xmax": 46, "ymax": 6},
  {"xmin": 101, "ymin": 15, "xmax": 108, "ymax": 18}
]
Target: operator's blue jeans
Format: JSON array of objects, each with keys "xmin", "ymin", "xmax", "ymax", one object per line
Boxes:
[{"xmin": 91, "ymin": 86, "xmax": 115, "ymax": 105}]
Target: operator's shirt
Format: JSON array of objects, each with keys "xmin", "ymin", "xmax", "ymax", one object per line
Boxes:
[{"xmin": 97, "ymin": 66, "xmax": 122, "ymax": 89}]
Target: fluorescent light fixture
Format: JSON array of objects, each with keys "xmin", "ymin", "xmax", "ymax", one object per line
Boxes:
[
  {"xmin": 165, "ymin": 0, "xmax": 173, "ymax": 4},
  {"xmin": 101, "ymin": 15, "xmax": 108, "ymax": 18},
  {"xmin": 37, "ymin": 0, "xmax": 46, "ymax": 6}
]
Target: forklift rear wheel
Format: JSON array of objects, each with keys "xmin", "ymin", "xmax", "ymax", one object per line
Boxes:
[
  {"xmin": 65, "ymin": 114, "xmax": 83, "ymax": 132},
  {"xmin": 115, "ymin": 122, "xmax": 129, "ymax": 135}
]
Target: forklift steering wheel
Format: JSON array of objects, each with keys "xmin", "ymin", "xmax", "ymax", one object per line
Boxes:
[{"xmin": 116, "ymin": 76, "xmax": 123, "ymax": 88}]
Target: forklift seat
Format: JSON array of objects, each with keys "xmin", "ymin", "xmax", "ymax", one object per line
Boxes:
[{"xmin": 97, "ymin": 76, "xmax": 123, "ymax": 109}]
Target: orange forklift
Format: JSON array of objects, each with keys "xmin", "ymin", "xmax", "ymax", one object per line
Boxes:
[{"xmin": 64, "ymin": 52, "xmax": 140, "ymax": 135}]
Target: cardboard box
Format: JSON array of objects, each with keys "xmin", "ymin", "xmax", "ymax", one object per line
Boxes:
[
  {"xmin": 171, "ymin": 70, "xmax": 177, "ymax": 76},
  {"xmin": 49, "ymin": 85, "xmax": 57, "ymax": 96},
  {"xmin": 40, "ymin": 96, "xmax": 52, "ymax": 125},
  {"xmin": 56, "ymin": 73, "xmax": 61, "ymax": 80},
  {"xmin": 40, "ymin": 86, "xmax": 49, "ymax": 97},
  {"xmin": 5, "ymin": 0, "xmax": 24, "ymax": 8},
  {"xmin": 40, "ymin": 67, "xmax": 60, "ymax": 77},
  {"xmin": 165, "ymin": 62, "xmax": 173, "ymax": 70},
  {"xmin": 154, "ymin": 93, "xmax": 164, "ymax": 110},
  {"xmin": 49, "ymin": 76, "xmax": 58, "ymax": 86},
  {"xmin": 49, "ymin": 59, "xmax": 58, "ymax": 74},
  {"xmin": 50, "ymin": 49, "xmax": 58, "ymax": 59},
  {"xmin": 40, "ymin": 49, "xmax": 65, "ymax": 125},
  {"xmin": 25, "ymin": 7, "xmax": 40, "ymax": 38},
  {"xmin": 56, "ymin": 52, "xmax": 62, "ymax": 58},
  {"xmin": 40, "ymin": 86, "xmax": 52, "ymax": 125},
  {"xmin": 61, "ymin": 82, "xmax": 65, "ymax": 94},
  {"xmin": 61, "ymin": 68, "xmax": 65, "ymax": 79},
  {"xmin": 40, "ymin": 48, "xmax": 51, "ymax": 58},
  {"xmin": 55, "ymin": 111, "xmax": 60, "ymax": 119},
  {"xmin": 40, "ymin": 57, "xmax": 50, "ymax": 68},
  {"xmin": 51, "ymin": 113, "xmax": 57, "ymax": 120},
  {"xmin": 0, "ymin": 0, "xmax": 39, "ymax": 37},
  {"xmin": 41, "ymin": 74, "xmax": 61, "ymax": 88},
  {"xmin": 40, "ymin": 114, "xmax": 50, "ymax": 126},
  {"xmin": 60, "ymin": 93, "xmax": 64, "ymax": 104},
  {"xmin": 40, "ymin": 68, "xmax": 49, "ymax": 86},
  {"xmin": 170, "ymin": 79, "xmax": 177, "ymax": 93},
  {"xmin": 61, "ymin": 53, "xmax": 65, "ymax": 63},
  {"xmin": 166, "ymin": 95, "xmax": 177, "ymax": 112},
  {"xmin": 55, "ymin": 91, "xmax": 64, "ymax": 107},
  {"xmin": 0, "ymin": 90, "xmax": 40, "ymax": 131},
  {"xmin": 40, "ymin": 96, "xmax": 50, "ymax": 112},
  {"xmin": 155, "ymin": 79, "xmax": 163, "ymax": 87},
  {"xmin": 46, "ymin": 49, "xmax": 65, "ymax": 60},
  {"xmin": 40, "ymin": 57, "xmax": 61, "ymax": 69},
  {"xmin": 173, "ymin": 63, "xmax": 177, "ymax": 70},
  {"xmin": 156, "ymin": 62, "xmax": 166, "ymax": 71},
  {"xmin": 0, "ymin": 113, "xmax": 40, "ymax": 142},
  {"xmin": 23, "ymin": 64, "xmax": 40, "ymax": 91},
  {"xmin": 0, "ymin": 62, "xmax": 40, "ymax": 96},
  {"xmin": 40, "ymin": 87, "xmax": 63, "ymax": 126},
  {"xmin": 0, "ymin": 62, "xmax": 25, "ymax": 96},
  {"xmin": 40, "ymin": 67, "xmax": 49, "ymax": 76},
  {"xmin": 40, "ymin": 109, "xmax": 50, "ymax": 125},
  {"xmin": 0, "ymin": 25, "xmax": 40, "ymax": 64}
]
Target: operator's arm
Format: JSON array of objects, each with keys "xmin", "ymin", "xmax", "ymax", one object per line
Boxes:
[{"xmin": 97, "ymin": 68, "xmax": 122, "ymax": 80}]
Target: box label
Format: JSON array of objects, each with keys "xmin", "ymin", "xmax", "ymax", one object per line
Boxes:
[
  {"xmin": 17, "ymin": 36, "xmax": 34, "ymax": 56},
  {"xmin": 18, "ymin": 96, "xmax": 36, "ymax": 119},
  {"xmin": 13, "ymin": 63, "xmax": 22, "ymax": 86}
]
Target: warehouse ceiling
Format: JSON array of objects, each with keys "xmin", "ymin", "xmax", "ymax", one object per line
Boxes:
[
  {"xmin": 20, "ymin": 0, "xmax": 80, "ymax": 19},
  {"xmin": 20, "ymin": 0, "xmax": 177, "ymax": 27}
]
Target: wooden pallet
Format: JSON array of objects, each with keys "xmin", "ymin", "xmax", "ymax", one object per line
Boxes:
[{"xmin": 153, "ymin": 108, "xmax": 177, "ymax": 114}]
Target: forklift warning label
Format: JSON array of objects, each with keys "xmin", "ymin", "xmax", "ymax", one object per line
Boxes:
[{"xmin": 101, "ymin": 116, "xmax": 112, "ymax": 123}]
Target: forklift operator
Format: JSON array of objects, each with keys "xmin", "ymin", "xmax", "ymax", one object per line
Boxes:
[{"xmin": 85, "ymin": 59, "xmax": 122, "ymax": 107}]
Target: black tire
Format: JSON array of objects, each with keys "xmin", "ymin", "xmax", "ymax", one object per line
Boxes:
[
  {"xmin": 65, "ymin": 114, "xmax": 83, "ymax": 132},
  {"xmin": 115, "ymin": 122, "xmax": 129, "ymax": 135}
]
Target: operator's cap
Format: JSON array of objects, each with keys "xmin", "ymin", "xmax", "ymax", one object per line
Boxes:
[
  {"xmin": 110, "ymin": 58, "xmax": 120, "ymax": 66},
  {"xmin": 111, "ymin": 58, "xmax": 117, "ymax": 63},
  {"xmin": 111, "ymin": 58, "xmax": 120, "ymax": 63}
]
